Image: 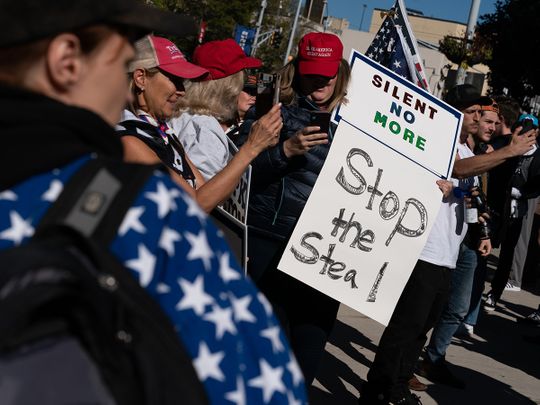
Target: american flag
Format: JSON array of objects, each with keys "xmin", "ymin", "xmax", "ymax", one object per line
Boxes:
[{"xmin": 366, "ymin": 0, "xmax": 430, "ymax": 91}]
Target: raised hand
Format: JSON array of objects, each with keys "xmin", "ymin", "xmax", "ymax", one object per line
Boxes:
[{"xmin": 244, "ymin": 103, "xmax": 283, "ymax": 155}]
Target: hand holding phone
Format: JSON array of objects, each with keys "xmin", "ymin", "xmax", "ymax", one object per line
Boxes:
[
  {"xmin": 512, "ymin": 113, "xmax": 538, "ymax": 135},
  {"xmin": 255, "ymin": 73, "xmax": 281, "ymax": 119},
  {"xmin": 308, "ymin": 111, "xmax": 331, "ymax": 134},
  {"xmin": 283, "ymin": 126, "xmax": 329, "ymax": 158}
]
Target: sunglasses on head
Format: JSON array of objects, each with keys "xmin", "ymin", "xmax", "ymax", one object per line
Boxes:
[{"xmin": 481, "ymin": 101, "xmax": 499, "ymax": 114}]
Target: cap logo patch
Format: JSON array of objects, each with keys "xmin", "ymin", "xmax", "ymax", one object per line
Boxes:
[
  {"xmin": 164, "ymin": 44, "xmax": 185, "ymax": 61},
  {"xmin": 306, "ymin": 46, "xmax": 333, "ymax": 57}
]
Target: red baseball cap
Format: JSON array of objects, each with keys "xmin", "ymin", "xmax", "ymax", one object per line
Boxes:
[
  {"xmin": 298, "ymin": 32, "xmax": 343, "ymax": 77},
  {"xmin": 193, "ymin": 38, "xmax": 262, "ymax": 80},
  {"xmin": 128, "ymin": 35, "xmax": 208, "ymax": 80}
]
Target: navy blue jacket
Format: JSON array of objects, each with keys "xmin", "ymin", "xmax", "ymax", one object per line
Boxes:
[{"xmin": 237, "ymin": 96, "xmax": 336, "ymax": 239}]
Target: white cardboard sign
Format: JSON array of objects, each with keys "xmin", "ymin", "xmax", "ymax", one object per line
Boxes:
[
  {"xmin": 336, "ymin": 51, "xmax": 462, "ymax": 179},
  {"xmin": 277, "ymin": 50, "xmax": 462, "ymax": 325}
]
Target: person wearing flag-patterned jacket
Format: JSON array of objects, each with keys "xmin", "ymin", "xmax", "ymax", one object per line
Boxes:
[{"xmin": 0, "ymin": 1, "xmax": 306, "ymax": 404}]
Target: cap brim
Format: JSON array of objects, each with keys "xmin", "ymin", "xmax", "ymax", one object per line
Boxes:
[
  {"xmin": 243, "ymin": 56, "xmax": 263, "ymax": 69},
  {"xmin": 111, "ymin": 4, "xmax": 198, "ymax": 38},
  {"xmin": 160, "ymin": 60, "xmax": 209, "ymax": 80},
  {"xmin": 298, "ymin": 60, "xmax": 339, "ymax": 77}
]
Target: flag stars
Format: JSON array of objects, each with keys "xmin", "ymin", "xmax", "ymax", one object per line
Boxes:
[
  {"xmin": 225, "ymin": 375, "xmax": 246, "ymax": 405},
  {"xmin": 41, "ymin": 179, "xmax": 63, "ymax": 201},
  {"xmin": 0, "ymin": 211, "xmax": 34, "ymax": 245},
  {"xmin": 204, "ymin": 304, "xmax": 237, "ymax": 339},
  {"xmin": 287, "ymin": 358, "xmax": 304, "ymax": 387},
  {"xmin": 145, "ymin": 181, "xmax": 177, "ymax": 218},
  {"xmin": 247, "ymin": 359, "xmax": 286, "ymax": 403},
  {"xmin": 257, "ymin": 292, "xmax": 273, "ymax": 317},
  {"xmin": 260, "ymin": 326, "xmax": 285, "ymax": 353},
  {"xmin": 119, "ymin": 206, "xmax": 146, "ymax": 236},
  {"xmin": 0, "ymin": 190, "xmax": 17, "ymax": 201},
  {"xmin": 176, "ymin": 275, "xmax": 214, "ymax": 315},
  {"xmin": 125, "ymin": 243, "xmax": 156, "ymax": 287},
  {"xmin": 158, "ymin": 226, "xmax": 181, "ymax": 256},
  {"xmin": 230, "ymin": 294, "xmax": 256, "ymax": 323},
  {"xmin": 156, "ymin": 282, "xmax": 171, "ymax": 294},
  {"xmin": 185, "ymin": 230, "xmax": 213, "ymax": 271},
  {"xmin": 181, "ymin": 193, "xmax": 207, "ymax": 224},
  {"xmin": 287, "ymin": 391, "xmax": 302, "ymax": 405},
  {"xmin": 219, "ymin": 251, "xmax": 241, "ymax": 282},
  {"xmin": 194, "ymin": 342, "xmax": 225, "ymax": 382}
]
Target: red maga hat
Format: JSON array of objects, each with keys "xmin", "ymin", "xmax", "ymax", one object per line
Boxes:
[
  {"xmin": 193, "ymin": 38, "xmax": 262, "ymax": 80},
  {"xmin": 298, "ymin": 32, "xmax": 343, "ymax": 77},
  {"xmin": 129, "ymin": 36, "xmax": 208, "ymax": 80}
]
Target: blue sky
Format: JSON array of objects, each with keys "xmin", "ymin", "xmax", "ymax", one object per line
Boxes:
[{"xmin": 326, "ymin": 0, "xmax": 498, "ymax": 31}]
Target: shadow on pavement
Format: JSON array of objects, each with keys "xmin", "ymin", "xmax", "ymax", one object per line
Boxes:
[
  {"xmin": 423, "ymin": 363, "xmax": 537, "ymax": 405},
  {"xmin": 451, "ymin": 301, "xmax": 540, "ymax": 381},
  {"xmin": 309, "ymin": 292, "xmax": 540, "ymax": 404},
  {"xmin": 309, "ymin": 319, "xmax": 375, "ymax": 404}
]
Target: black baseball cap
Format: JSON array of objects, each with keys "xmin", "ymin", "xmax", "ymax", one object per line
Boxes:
[
  {"xmin": 0, "ymin": 0, "xmax": 197, "ymax": 48},
  {"xmin": 444, "ymin": 84, "xmax": 482, "ymax": 110}
]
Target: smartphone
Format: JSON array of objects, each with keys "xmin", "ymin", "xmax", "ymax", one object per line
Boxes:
[
  {"xmin": 308, "ymin": 111, "xmax": 331, "ymax": 134},
  {"xmin": 512, "ymin": 114, "xmax": 538, "ymax": 135},
  {"xmin": 517, "ymin": 118, "xmax": 536, "ymax": 135},
  {"xmin": 255, "ymin": 73, "xmax": 281, "ymax": 119}
]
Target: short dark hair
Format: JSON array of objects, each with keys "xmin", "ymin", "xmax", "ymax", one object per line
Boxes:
[{"xmin": 493, "ymin": 95, "xmax": 521, "ymax": 127}]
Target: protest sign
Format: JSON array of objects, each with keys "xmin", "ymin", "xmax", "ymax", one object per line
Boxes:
[{"xmin": 277, "ymin": 50, "xmax": 462, "ymax": 325}]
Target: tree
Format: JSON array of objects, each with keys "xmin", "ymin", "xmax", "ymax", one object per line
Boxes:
[
  {"xmin": 477, "ymin": 0, "xmax": 540, "ymax": 104},
  {"xmin": 147, "ymin": 0, "xmax": 259, "ymax": 55},
  {"xmin": 253, "ymin": 0, "xmax": 296, "ymax": 71},
  {"xmin": 438, "ymin": 33, "xmax": 492, "ymax": 70}
]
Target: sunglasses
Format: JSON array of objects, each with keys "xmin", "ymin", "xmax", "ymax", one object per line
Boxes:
[
  {"xmin": 243, "ymin": 86, "xmax": 258, "ymax": 97},
  {"xmin": 158, "ymin": 68, "xmax": 185, "ymax": 89}
]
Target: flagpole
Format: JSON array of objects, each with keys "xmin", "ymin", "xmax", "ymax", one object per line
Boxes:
[
  {"xmin": 284, "ymin": 0, "xmax": 302, "ymax": 66},
  {"xmin": 456, "ymin": 0, "xmax": 481, "ymax": 85},
  {"xmin": 359, "ymin": 4, "xmax": 367, "ymax": 31},
  {"xmin": 252, "ymin": 0, "xmax": 268, "ymax": 57}
]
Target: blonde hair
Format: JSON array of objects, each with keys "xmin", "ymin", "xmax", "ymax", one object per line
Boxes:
[
  {"xmin": 176, "ymin": 70, "xmax": 244, "ymax": 123},
  {"xmin": 279, "ymin": 58, "xmax": 350, "ymax": 112}
]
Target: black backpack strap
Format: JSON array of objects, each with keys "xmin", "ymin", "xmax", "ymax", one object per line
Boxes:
[
  {"xmin": 36, "ymin": 157, "xmax": 159, "ymax": 245},
  {"xmin": 28, "ymin": 157, "xmax": 210, "ymax": 404}
]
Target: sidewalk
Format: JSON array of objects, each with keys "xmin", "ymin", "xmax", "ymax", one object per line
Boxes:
[{"xmin": 310, "ymin": 255, "xmax": 540, "ymax": 404}]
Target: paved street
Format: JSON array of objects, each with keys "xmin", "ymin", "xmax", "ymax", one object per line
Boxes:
[{"xmin": 310, "ymin": 253, "xmax": 540, "ymax": 404}]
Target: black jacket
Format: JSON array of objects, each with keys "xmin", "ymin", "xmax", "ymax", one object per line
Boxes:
[
  {"xmin": 487, "ymin": 135, "xmax": 540, "ymax": 244},
  {"xmin": 236, "ymin": 96, "xmax": 335, "ymax": 239},
  {"xmin": 0, "ymin": 83, "xmax": 122, "ymax": 191}
]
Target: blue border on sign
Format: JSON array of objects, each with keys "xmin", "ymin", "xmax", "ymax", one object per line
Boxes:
[{"xmin": 334, "ymin": 50, "xmax": 462, "ymax": 179}]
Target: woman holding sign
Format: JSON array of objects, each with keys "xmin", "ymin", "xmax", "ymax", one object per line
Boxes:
[{"xmin": 236, "ymin": 32, "xmax": 351, "ymax": 383}]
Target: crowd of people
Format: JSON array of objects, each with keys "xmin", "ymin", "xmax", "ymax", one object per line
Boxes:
[{"xmin": 0, "ymin": 1, "xmax": 539, "ymax": 404}]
